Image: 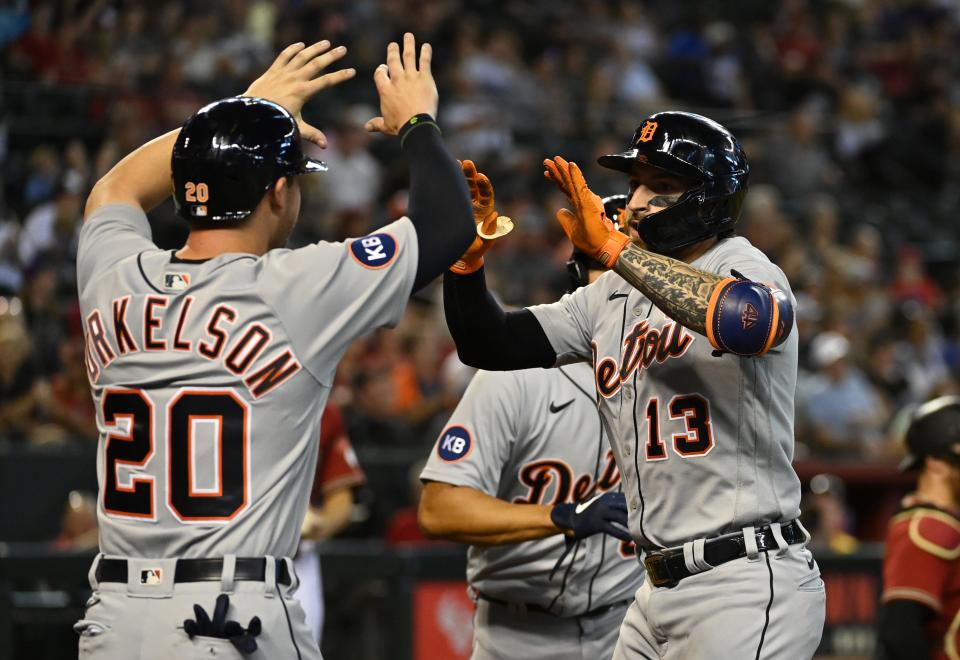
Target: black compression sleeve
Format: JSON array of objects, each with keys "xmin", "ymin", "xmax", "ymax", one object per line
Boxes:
[
  {"xmin": 443, "ymin": 268, "xmax": 556, "ymax": 370},
  {"xmin": 401, "ymin": 117, "xmax": 475, "ymax": 292},
  {"xmin": 875, "ymin": 600, "xmax": 934, "ymax": 660}
]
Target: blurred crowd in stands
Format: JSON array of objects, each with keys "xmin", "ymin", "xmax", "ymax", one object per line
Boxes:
[{"xmin": 2, "ymin": 0, "xmax": 960, "ymax": 545}]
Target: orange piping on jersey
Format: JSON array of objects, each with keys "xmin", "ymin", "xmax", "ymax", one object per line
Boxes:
[
  {"xmin": 224, "ymin": 323, "xmax": 271, "ymax": 375},
  {"xmin": 881, "ymin": 587, "xmax": 942, "ymax": 611},
  {"xmin": 593, "ymin": 322, "xmax": 694, "ymax": 400},
  {"xmin": 596, "ymin": 449, "xmax": 622, "ymax": 489},
  {"xmin": 945, "ymin": 606, "xmax": 960, "ymax": 660},
  {"xmin": 172, "ymin": 296, "xmax": 195, "ymax": 352},
  {"xmin": 83, "ymin": 330, "xmax": 100, "ymax": 383},
  {"xmin": 186, "ymin": 414, "xmax": 225, "ymax": 498},
  {"xmin": 705, "ymin": 277, "xmax": 737, "ymax": 351},
  {"xmin": 86, "ymin": 308, "xmax": 117, "ymax": 366},
  {"xmin": 643, "ymin": 395, "xmax": 668, "ymax": 462},
  {"xmin": 113, "ymin": 295, "xmax": 139, "ymax": 354},
  {"xmin": 243, "ymin": 350, "xmax": 301, "ymax": 398},
  {"xmin": 668, "ymin": 392, "xmax": 715, "ymax": 457},
  {"xmin": 757, "ymin": 288, "xmax": 780, "ymax": 357},
  {"xmin": 166, "ymin": 388, "xmax": 250, "ymax": 523},
  {"xmin": 513, "ymin": 457, "xmax": 576, "ymax": 505},
  {"xmin": 143, "ymin": 296, "xmax": 169, "ymax": 351},
  {"xmin": 198, "ymin": 304, "xmax": 238, "ymax": 359},
  {"xmin": 102, "ymin": 387, "xmax": 157, "ymax": 520},
  {"xmin": 909, "ymin": 510, "xmax": 960, "ymax": 560}
]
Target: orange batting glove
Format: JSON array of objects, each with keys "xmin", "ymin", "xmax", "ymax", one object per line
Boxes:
[
  {"xmin": 543, "ymin": 156, "xmax": 630, "ymax": 268},
  {"xmin": 450, "ymin": 160, "xmax": 514, "ymax": 274}
]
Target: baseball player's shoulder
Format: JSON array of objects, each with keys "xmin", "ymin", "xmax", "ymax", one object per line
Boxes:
[
  {"xmin": 704, "ymin": 236, "xmax": 792, "ymax": 291},
  {"xmin": 81, "ymin": 201, "xmax": 150, "ymax": 232},
  {"xmin": 890, "ymin": 505, "xmax": 960, "ymax": 560},
  {"xmin": 260, "ymin": 215, "xmax": 416, "ymax": 272},
  {"xmin": 702, "ymin": 236, "xmax": 772, "ymax": 267},
  {"xmin": 555, "ymin": 268, "xmax": 643, "ymax": 313},
  {"xmin": 594, "ymin": 268, "xmax": 632, "ymax": 296},
  {"xmin": 468, "ymin": 368, "xmax": 528, "ymax": 400}
]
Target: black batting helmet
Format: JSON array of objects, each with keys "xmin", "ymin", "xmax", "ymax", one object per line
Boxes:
[
  {"xmin": 172, "ymin": 96, "xmax": 327, "ymax": 223},
  {"xmin": 899, "ymin": 396, "xmax": 960, "ymax": 472},
  {"xmin": 598, "ymin": 111, "xmax": 749, "ymax": 254},
  {"xmin": 566, "ymin": 194, "xmax": 627, "ymax": 292}
]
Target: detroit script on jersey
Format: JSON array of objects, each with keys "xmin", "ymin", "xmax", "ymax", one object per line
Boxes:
[
  {"xmin": 529, "ymin": 236, "xmax": 801, "ymax": 548},
  {"xmin": 421, "ymin": 363, "xmax": 641, "ymax": 614},
  {"xmin": 77, "ymin": 204, "xmax": 417, "ymax": 559}
]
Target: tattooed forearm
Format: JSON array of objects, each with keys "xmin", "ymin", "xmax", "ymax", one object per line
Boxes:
[{"xmin": 613, "ymin": 242, "xmax": 723, "ymax": 335}]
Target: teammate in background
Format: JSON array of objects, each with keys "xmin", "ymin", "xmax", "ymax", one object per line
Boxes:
[
  {"xmin": 877, "ymin": 397, "xmax": 960, "ymax": 660},
  {"xmin": 420, "ymin": 178, "xmax": 637, "ymax": 660},
  {"xmin": 443, "ymin": 113, "xmax": 825, "ymax": 658},
  {"xmin": 75, "ymin": 34, "xmax": 474, "ymax": 659},
  {"xmin": 296, "ymin": 404, "xmax": 366, "ymax": 645}
]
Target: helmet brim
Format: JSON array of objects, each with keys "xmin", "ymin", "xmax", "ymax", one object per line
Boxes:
[{"xmin": 598, "ymin": 149, "xmax": 707, "ymax": 183}]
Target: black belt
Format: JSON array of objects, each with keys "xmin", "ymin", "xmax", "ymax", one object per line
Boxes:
[
  {"xmin": 642, "ymin": 520, "xmax": 805, "ymax": 588},
  {"xmin": 477, "ymin": 592, "xmax": 631, "ymax": 618},
  {"xmin": 96, "ymin": 557, "xmax": 292, "ymax": 586}
]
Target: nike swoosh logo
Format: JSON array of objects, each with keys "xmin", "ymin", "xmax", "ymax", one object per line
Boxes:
[
  {"xmin": 575, "ymin": 494, "xmax": 604, "ymax": 514},
  {"xmin": 549, "ymin": 400, "xmax": 575, "ymax": 413},
  {"xmin": 609, "ymin": 292, "xmax": 629, "ymax": 300}
]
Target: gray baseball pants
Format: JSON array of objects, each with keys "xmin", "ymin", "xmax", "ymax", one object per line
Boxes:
[
  {"xmin": 612, "ymin": 539, "xmax": 825, "ymax": 659},
  {"xmin": 471, "ymin": 598, "xmax": 629, "ymax": 660},
  {"xmin": 75, "ymin": 554, "xmax": 321, "ymax": 660}
]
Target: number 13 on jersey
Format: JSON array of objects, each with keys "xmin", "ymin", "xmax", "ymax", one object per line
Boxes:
[
  {"xmin": 101, "ymin": 387, "xmax": 250, "ymax": 522},
  {"xmin": 643, "ymin": 394, "xmax": 714, "ymax": 461}
]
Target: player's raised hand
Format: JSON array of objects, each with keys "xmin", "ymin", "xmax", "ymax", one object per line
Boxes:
[
  {"xmin": 244, "ymin": 40, "xmax": 356, "ymax": 147},
  {"xmin": 365, "ymin": 33, "xmax": 439, "ymax": 135},
  {"xmin": 450, "ymin": 160, "xmax": 514, "ymax": 275},
  {"xmin": 543, "ymin": 156, "xmax": 630, "ymax": 268}
]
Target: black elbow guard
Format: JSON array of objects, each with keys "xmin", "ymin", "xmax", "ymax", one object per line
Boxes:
[{"xmin": 706, "ymin": 273, "xmax": 794, "ymax": 357}]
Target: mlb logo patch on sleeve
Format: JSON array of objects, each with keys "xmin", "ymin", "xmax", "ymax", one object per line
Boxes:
[
  {"xmin": 437, "ymin": 425, "xmax": 472, "ymax": 462},
  {"xmin": 350, "ymin": 233, "xmax": 398, "ymax": 269}
]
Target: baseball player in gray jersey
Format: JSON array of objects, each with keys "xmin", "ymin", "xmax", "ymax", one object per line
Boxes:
[
  {"xmin": 443, "ymin": 113, "xmax": 826, "ymax": 659},
  {"xmin": 74, "ymin": 34, "xmax": 476, "ymax": 659},
  {"xmin": 419, "ymin": 178, "xmax": 639, "ymax": 660}
]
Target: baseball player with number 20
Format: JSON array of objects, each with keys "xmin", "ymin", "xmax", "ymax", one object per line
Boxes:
[
  {"xmin": 420, "ymin": 167, "xmax": 639, "ymax": 660},
  {"xmin": 444, "ymin": 112, "xmax": 826, "ymax": 658},
  {"xmin": 74, "ymin": 33, "xmax": 475, "ymax": 659}
]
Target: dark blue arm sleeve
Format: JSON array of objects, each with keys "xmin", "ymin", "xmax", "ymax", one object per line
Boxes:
[
  {"xmin": 402, "ymin": 122, "xmax": 476, "ymax": 292},
  {"xmin": 443, "ymin": 268, "xmax": 556, "ymax": 370}
]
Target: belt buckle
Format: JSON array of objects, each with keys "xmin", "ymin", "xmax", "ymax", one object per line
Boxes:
[{"xmin": 642, "ymin": 553, "xmax": 678, "ymax": 588}]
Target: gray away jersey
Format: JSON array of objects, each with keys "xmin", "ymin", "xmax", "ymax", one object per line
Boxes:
[
  {"xmin": 77, "ymin": 204, "xmax": 417, "ymax": 559},
  {"xmin": 420, "ymin": 362, "xmax": 641, "ymax": 615},
  {"xmin": 529, "ymin": 237, "xmax": 801, "ymax": 549}
]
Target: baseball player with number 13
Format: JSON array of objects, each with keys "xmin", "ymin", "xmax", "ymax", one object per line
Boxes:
[{"xmin": 443, "ymin": 112, "xmax": 826, "ymax": 658}]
